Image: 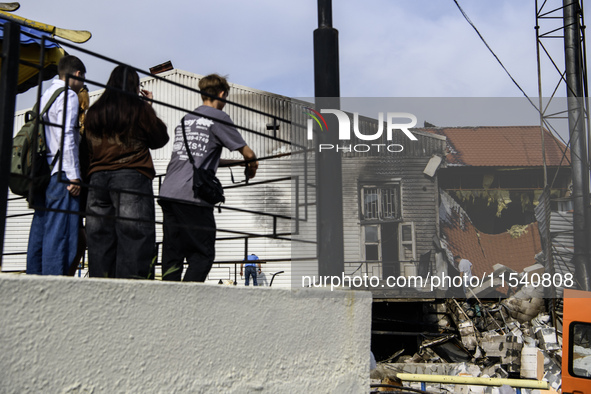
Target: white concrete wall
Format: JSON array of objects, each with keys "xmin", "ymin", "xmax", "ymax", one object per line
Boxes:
[{"xmin": 0, "ymin": 275, "xmax": 372, "ymax": 393}]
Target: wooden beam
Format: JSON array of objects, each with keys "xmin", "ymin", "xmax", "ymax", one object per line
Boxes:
[{"xmin": 0, "ymin": 10, "xmax": 91, "ymax": 43}]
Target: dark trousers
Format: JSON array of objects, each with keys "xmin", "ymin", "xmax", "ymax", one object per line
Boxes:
[
  {"xmin": 159, "ymin": 200, "xmax": 216, "ymax": 282},
  {"xmin": 86, "ymin": 169, "xmax": 156, "ymax": 279}
]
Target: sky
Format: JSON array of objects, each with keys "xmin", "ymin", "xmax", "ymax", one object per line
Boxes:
[{"xmin": 13, "ymin": 0, "xmax": 581, "ymax": 121}]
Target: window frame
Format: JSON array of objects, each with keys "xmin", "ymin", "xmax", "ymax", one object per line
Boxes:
[
  {"xmin": 569, "ymin": 321, "xmax": 591, "ymax": 380},
  {"xmin": 359, "ymin": 182, "xmax": 402, "ymax": 224},
  {"xmin": 362, "ymin": 224, "xmax": 381, "ymax": 262},
  {"xmin": 398, "ymin": 222, "xmax": 416, "ymax": 262}
]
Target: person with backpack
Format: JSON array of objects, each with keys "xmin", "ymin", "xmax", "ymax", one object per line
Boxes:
[
  {"xmin": 26, "ymin": 55, "xmax": 87, "ymax": 276},
  {"xmin": 84, "ymin": 65, "xmax": 168, "ymax": 279}
]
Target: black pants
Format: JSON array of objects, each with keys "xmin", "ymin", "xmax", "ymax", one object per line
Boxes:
[
  {"xmin": 159, "ymin": 200, "xmax": 216, "ymax": 282},
  {"xmin": 86, "ymin": 169, "xmax": 155, "ymax": 279}
]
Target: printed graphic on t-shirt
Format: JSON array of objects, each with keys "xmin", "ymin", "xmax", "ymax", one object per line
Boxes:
[{"xmin": 173, "ymin": 117, "xmax": 212, "ymax": 161}]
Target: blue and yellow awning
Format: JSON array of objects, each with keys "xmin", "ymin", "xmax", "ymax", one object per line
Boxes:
[
  {"xmin": 0, "ymin": 17, "xmax": 65, "ymax": 93},
  {"xmin": 0, "ymin": 9, "xmax": 90, "ymax": 94}
]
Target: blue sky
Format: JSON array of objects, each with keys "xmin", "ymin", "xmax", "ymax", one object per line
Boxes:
[{"xmin": 15, "ymin": 0, "xmax": 577, "ymax": 111}]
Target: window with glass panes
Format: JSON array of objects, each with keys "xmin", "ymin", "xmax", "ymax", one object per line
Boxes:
[{"xmin": 364, "ymin": 225, "xmax": 380, "ymax": 261}]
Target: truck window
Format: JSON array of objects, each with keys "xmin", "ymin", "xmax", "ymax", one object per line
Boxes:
[{"xmin": 570, "ymin": 322, "xmax": 591, "ymax": 378}]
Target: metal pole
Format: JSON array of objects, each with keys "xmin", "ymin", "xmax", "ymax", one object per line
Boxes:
[
  {"xmin": 535, "ymin": 1, "xmax": 558, "ymax": 319},
  {"xmin": 535, "ymin": 0, "xmax": 549, "ymax": 188},
  {"xmin": 314, "ymin": 0, "xmax": 339, "ymax": 98},
  {"xmin": 0, "ymin": 22, "xmax": 21, "ymax": 268},
  {"xmin": 396, "ymin": 373, "xmax": 549, "ymax": 390},
  {"xmin": 314, "ymin": 0, "xmax": 344, "ymax": 277},
  {"xmin": 564, "ymin": 0, "xmax": 591, "ymax": 290}
]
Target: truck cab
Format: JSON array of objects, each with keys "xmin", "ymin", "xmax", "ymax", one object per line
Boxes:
[{"xmin": 563, "ymin": 289, "xmax": 591, "ymax": 393}]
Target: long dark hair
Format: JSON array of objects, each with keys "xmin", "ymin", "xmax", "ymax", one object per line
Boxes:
[{"xmin": 85, "ymin": 65, "xmax": 146, "ymax": 143}]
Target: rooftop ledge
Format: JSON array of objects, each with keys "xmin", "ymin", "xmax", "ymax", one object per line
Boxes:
[{"xmin": 0, "ymin": 274, "xmax": 372, "ymax": 393}]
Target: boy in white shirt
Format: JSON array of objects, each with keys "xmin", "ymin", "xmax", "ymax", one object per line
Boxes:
[{"xmin": 27, "ymin": 55, "xmax": 86, "ymax": 275}]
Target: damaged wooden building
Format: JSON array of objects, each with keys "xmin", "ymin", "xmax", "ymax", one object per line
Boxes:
[
  {"xmin": 427, "ymin": 125, "xmax": 572, "ymax": 297},
  {"xmin": 368, "ymin": 124, "xmax": 572, "ymax": 366},
  {"xmin": 339, "ymin": 119, "xmax": 447, "ymax": 284}
]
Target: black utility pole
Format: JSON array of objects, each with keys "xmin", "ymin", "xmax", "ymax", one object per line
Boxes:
[
  {"xmin": 0, "ymin": 22, "xmax": 20, "ymax": 268},
  {"xmin": 314, "ymin": 0, "xmax": 344, "ymax": 277},
  {"xmin": 314, "ymin": 0, "xmax": 340, "ymax": 99},
  {"xmin": 563, "ymin": 0, "xmax": 591, "ymax": 290}
]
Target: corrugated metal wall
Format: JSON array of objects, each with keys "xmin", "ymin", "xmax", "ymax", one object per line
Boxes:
[
  {"xmin": 550, "ymin": 211, "xmax": 575, "ymax": 295},
  {"xmin": 3, "ymin": 110, "xmax": 29, "ymax": 271},
  {"xmin": 535, "ymin": 187, "xmax": 576, "ymax": 296},
  {"xmin": 290, "ymin": 150, "xmax": 317, "ymax": 287}
]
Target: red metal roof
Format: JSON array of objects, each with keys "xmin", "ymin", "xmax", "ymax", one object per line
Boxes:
[
  {"xmin": 442, "ymin": 214, "xmax": 542, "ymax": 279},
  {"xmin": 426, "ymin": 126, "xmax": 570, "ymax": 167}
]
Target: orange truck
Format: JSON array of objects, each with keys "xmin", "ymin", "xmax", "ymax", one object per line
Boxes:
[{"xmin": 563, "ymin": 289, "xmax": 591, "ymax": 393}]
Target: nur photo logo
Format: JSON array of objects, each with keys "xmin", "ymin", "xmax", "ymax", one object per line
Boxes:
[
  {"xmin": 305, "ymin": 107, "xmax": 329, "ymax": 132},
  {"xmin": 304, "ymin": 108, "xmax": 419, "ymax": 153}
]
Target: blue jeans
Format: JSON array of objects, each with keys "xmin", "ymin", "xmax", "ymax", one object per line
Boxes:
[
  {"xmin": 245, "ymin": 266, "xmax": 258, "ymax": 286},
  {"xmin": 27, "ymin": 173, "xmax": 80, "ymax": 275},
  {"xmin": 86, "ymin": 169, "xmax": 156, "ymax": 279}
]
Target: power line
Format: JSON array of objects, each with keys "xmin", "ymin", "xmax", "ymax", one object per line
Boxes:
[
  {"xmin": 452, "ymin": 0, "xmax": 577, "ymax": 170},
  {"xmin": 452, "ymin": 0, "xmax": 534, "ymax": 102}
]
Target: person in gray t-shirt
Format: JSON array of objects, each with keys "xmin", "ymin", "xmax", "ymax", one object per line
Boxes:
[{"xmin": 159, "ymin": 74, "xmax": 258, "ymax": 282}]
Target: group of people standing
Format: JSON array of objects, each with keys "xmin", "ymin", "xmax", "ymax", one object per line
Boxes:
[{"xmin": 25, "ymin": 55, "xmax": 257, "ymax": 282}]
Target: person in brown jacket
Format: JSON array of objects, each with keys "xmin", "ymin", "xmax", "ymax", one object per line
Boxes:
[{"xmin": 84, "ymin": 65, "xmax": 169, "ymax": 279}]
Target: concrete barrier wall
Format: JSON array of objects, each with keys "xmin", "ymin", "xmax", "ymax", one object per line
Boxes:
[{"xmin": 0, "ymin": 275, "xmax": 372, "ymax": 393}]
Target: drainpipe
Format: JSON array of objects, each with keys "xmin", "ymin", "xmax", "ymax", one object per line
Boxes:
[{"xmin": 396, "ymin": 373, "xmax": 549, "ymax": 390}]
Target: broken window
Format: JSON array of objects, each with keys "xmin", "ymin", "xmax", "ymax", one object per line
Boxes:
[
  {"xmin": 360, "ymin": 184, "xmax": 401, "ymax": 221},
  {"xmin": 399, "ymin": 222, "xmax": 416, "ymax": 262},
  {"xmin": 359, "ymin": 183, "xmax": 404, "ymax": 277}
]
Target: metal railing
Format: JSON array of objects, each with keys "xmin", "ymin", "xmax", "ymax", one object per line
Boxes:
[{"xmin": 0, "ymin": 22, "xmax": 315, "ymax": 280}]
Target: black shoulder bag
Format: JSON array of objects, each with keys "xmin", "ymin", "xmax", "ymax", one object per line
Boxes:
[{"xmin": 181, "ymin": 117, "xmax": 225, "ymax": 205}]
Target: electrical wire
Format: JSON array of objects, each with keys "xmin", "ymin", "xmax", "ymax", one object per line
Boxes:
[
  {"xmin": 452, "ymin": 0, "xmax": 579, "ymax": 179},
  {"xmin": 452, "ymin": 0, "xmax": 535, "ymax": 102}
]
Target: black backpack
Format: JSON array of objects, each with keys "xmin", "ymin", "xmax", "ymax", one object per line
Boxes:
[{"xmin": 9, "ymin": 87, "xmax": 65, "ymax": 199}]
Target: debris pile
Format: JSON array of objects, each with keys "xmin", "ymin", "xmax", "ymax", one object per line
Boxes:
[{"xmin": 372, "ymin": 289, "xmax": 563, "ymax": 393}]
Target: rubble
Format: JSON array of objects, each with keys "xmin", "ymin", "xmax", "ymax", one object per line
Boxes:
[
  {"xmin": 479, "ymin": 333, "xmax": 522, "ymax": 365},
  {"xmin": 374, "ymin": 292, "xmax": 563, "ymax": 393},
  {"xmin": 520, "ymin": 347, "xmax": 544, "ymax": 380}
]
